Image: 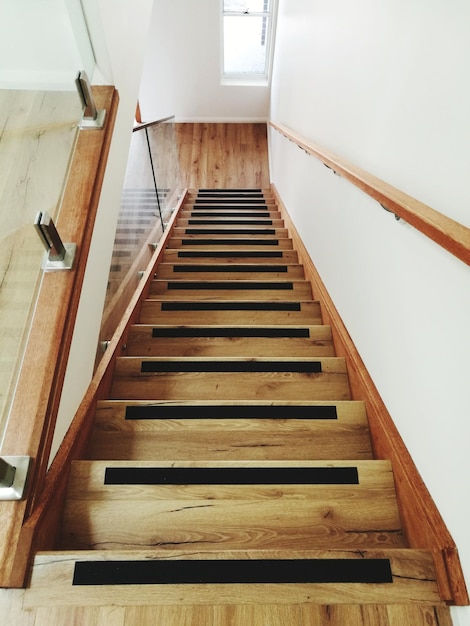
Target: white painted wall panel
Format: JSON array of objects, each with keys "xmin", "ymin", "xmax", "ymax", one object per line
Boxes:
[
  {"xmin": 0, "ymin": 0, "xmax": 89, "ymax": 89},
  {"xmin": 138, "ymin": 0, "xmax": 270, "ymax": 122},
  {"xmin": 269, "ymin": 1, "xmax": 470, "ymax": 621}
]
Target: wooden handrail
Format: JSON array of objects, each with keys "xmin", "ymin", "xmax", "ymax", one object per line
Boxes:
[
  {"xmin": 133, "ymin": 115, "xmax": 175, "ymax": 133},
  {"xmin": 269, "ymin": 121, "xmax": 470, "ymax": 266},
  {"xmin": 0, "ymin": 86, "xmax": 119, "ymax": 587}
]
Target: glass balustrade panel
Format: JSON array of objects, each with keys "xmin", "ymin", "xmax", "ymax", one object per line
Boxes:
[
  {"xmin": 0, "ymin": 0, "xmax": 95, "ymax": 450},
  {"xmin": 0, "ymin": 90, "xmax": 82, "ymax": 449},
  {"xmin": 97, "ymin": 118, "xmax": 183, "ymax": 359}
]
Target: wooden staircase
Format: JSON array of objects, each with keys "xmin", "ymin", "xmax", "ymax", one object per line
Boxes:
[{"xmin": 24, "ymin": 189, "xmax": 452, "ymax": 624}]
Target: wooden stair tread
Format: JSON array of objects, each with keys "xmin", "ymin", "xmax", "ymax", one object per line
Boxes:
[
  {"xmin": 126, "ymin": 324, "xmax": 334, "ymax": 357},
  {"xmin": 177, "ymin": 218, "xmax": 285, "ymax": 227},
  {"xmin": 166, "ymin": 238, "xmax": 294, "ymax": 250},
  {"xmin": 25, "ymin": 549, "xmax": 442, "ymax": 607},
  {"xmin": 154, "ymin": 263, "xmax": 305, "ymax": 280},
  {"xmin": 90, "ymin": 399, "xmax": 371, "ymax": 461},
  {"xmin": 161, "ymin": 249, "xmax": 300, "ymax": 264},
  {"xmin": 60, "ymin": 459, "xmax": 402, "ymax": 551},
  {"xmin": 149, "ymin": 279, "xmax": 313, "ymax": 300},
  {"xmin": 139, "ymin": 299, "xmax": 323, "ymax": 325},
  {"xmin": 110, "ymin": 358, "xmax": 350, "ymax": 401},
  {"xmin": 180, "ymin": 210, "xmax": 283, "ymax": 217}
]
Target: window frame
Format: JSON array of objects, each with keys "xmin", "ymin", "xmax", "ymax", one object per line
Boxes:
[{"xmin": 220, "ymin": 0, "xmax": 278, "ymax": 85}]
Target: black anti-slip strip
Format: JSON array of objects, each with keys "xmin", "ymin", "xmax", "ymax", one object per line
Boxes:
[
  {"xmin": 195, "ymin": 198, "xmax": 266, "ymax": 204},
  {"xmin": 104, "ymin": 466, "xmax": 358, "ymax": 485},
  {"xmin": 125, "ymin": 404, "xmax": 338, "ymax": 420},
  {"xmin": 188, "ymin": 219, "xmax": 273, "ymax": 225},
  {"xmin": 197, "ymin": 189, "xmax": 263, "ymax": 196},
  {"xmin": 198, "ymin": 186, "xmax": 263, "ymax": 189},
  {"xmin": 73, "ymin": 558, "xmax": 392, "ymax": 586},
  {"xmin": 160, "ymin": 302, "xmax": 301, "ymax": 311},
  {"xmin": 190, "ymin": 212, "xmax": 269, "ymax": 217},
  {"xmin": 181, "ymin": 239, "xmax": 279, "ymax": 246},
  {"xmin": 184, "ymin": 229, "xmax": 276, "ymax": 235},
  {"xmin": 172, "ymin": 265, "xmax": 288, "ymax": 273},
  {"xmin": 140, "ymin": 360, "xmax": 322, "ymax": 373},
  {"xmin": 151, "ymin": 327, "xmax": 309, "ymax": 338},
  {"xmin": 177, "ymin": 251, "xmax": 283, "ymax": 258},
  {"xmin": 167, "ymin": 281, "xmax": 293, "ymax": 290},
  {"xmin": 191, "ymin": 204, "xmax": 268, "ymax": 215}
]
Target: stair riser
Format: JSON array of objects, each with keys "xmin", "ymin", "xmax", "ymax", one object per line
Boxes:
[
  {"xmin": 110, "ymin": 371, "xmax": 351, "ymax": 402},
  {"xmin": 89, "ymin": 426, "xmax": 372, "ymax": 461}
]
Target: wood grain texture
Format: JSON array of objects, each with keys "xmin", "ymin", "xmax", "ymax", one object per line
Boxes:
[
  {"xmin": 89, "ymin": 402, "xmax": 372, "ymax": 461},
  {"xmin": 125, "ymin": 324, "xmax": 333, "ymax": 357},
  {"xmin": 166, "ymin": 237, "xmax": 294, "ymax": 250},
  {"xmin": 59, "ymin": 459, "xmax": 403, "ymax": 551},
  {"xmin": 110, "ymin": 356, "xmax": 350, "ymax": 402},
  {"xmin": 0, "ymin": 591, "xmax": 453, "ymax": 626},
  {"xmin": 24, "ymin": 549, "xmax": 442, "ymax": 607},
  {"xmin": 140, "ymin": 299, "xmax": 322, "ymax": 325},
  {"xmin": 149, "ymin": 280, "xmax": 312, "ymax": 300},
  {"xmin": 176, "ymin": 123, "xmax": 270, "ymax": 189},
  {"xmin": 161, "ymin": 249, "xmax": 300, "ymax": 264},
  {"xmin": 154, "ymin": 264, "xmax": 305, "ymax": 280}
]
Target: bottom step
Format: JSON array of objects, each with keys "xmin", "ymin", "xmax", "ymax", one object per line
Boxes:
[{"xmin": 25, "ymin": 549, "xmax": 442, "ymax": 607}]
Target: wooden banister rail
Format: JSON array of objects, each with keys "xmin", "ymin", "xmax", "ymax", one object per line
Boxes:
[
  {"xmin": 11, "ymin": 189, "xmax": 188, "ymax": 588},
  {"xmin": 0, "ymin": 86, "xmax": 119, "ymax": 588},
  {"xmin": 133, "ymin": 115, "xmax": 174, "ymax": 133},
  {"xmin": 269, "ymin": 121, "xmax": 470, "ymax": 266}
]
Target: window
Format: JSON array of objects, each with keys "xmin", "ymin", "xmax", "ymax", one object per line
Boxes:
[{"xmin": 222, "ymin": 0, "xmax": 277, "ymax": 83}]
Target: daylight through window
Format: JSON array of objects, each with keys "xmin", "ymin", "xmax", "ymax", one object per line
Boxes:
[{"xmin": 222, "ymin": 0, "xmax": 276, "ymax": 81}]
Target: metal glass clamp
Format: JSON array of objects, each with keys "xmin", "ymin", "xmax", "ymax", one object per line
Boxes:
[
  {"xmin": 34, "ymin": 211, "xmax": 77, "ymax": 271},
  {"xmin": 75, "ymin": 70, "xmax": 106, "ymax": 130},
  {"xmin": 0, "ymin": 456, "xmax": 31, "ymax": 501}
]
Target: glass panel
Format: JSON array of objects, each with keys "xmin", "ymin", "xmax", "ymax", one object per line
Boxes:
[
  {"xmin": 0, "ymin": 90, "xmax": 82, "ymax": 449},
  {"xmin": 0, "ymin": 0, "xmax": 95, "ymax": 90},
  {"xmin": 97, "ymin": 119, "xmax": 183, "ymax": 354},
  {"xmin": 224, "ymin": 15, "xmax": 269, "ymax": 75}
]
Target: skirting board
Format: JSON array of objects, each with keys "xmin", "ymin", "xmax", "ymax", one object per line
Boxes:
[{"xmin": 271, "ymin": 183, "xmax": 469, "ymax": 606}]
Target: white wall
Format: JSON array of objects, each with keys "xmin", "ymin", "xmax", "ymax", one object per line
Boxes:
[
  {"xmin": 52, "ymin": 0, "xmax": 155, "ymax": 457},
  {"xmin": 269, "ymin": 0, "xmax": 470, "ymax": 621},
  {"xmin": 138, "ymin": 0, "xmax": 270, "ymax": 122},
  {"xmin": 0, "ymin": 0, "xmax": 92, "ymax": 89}
]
